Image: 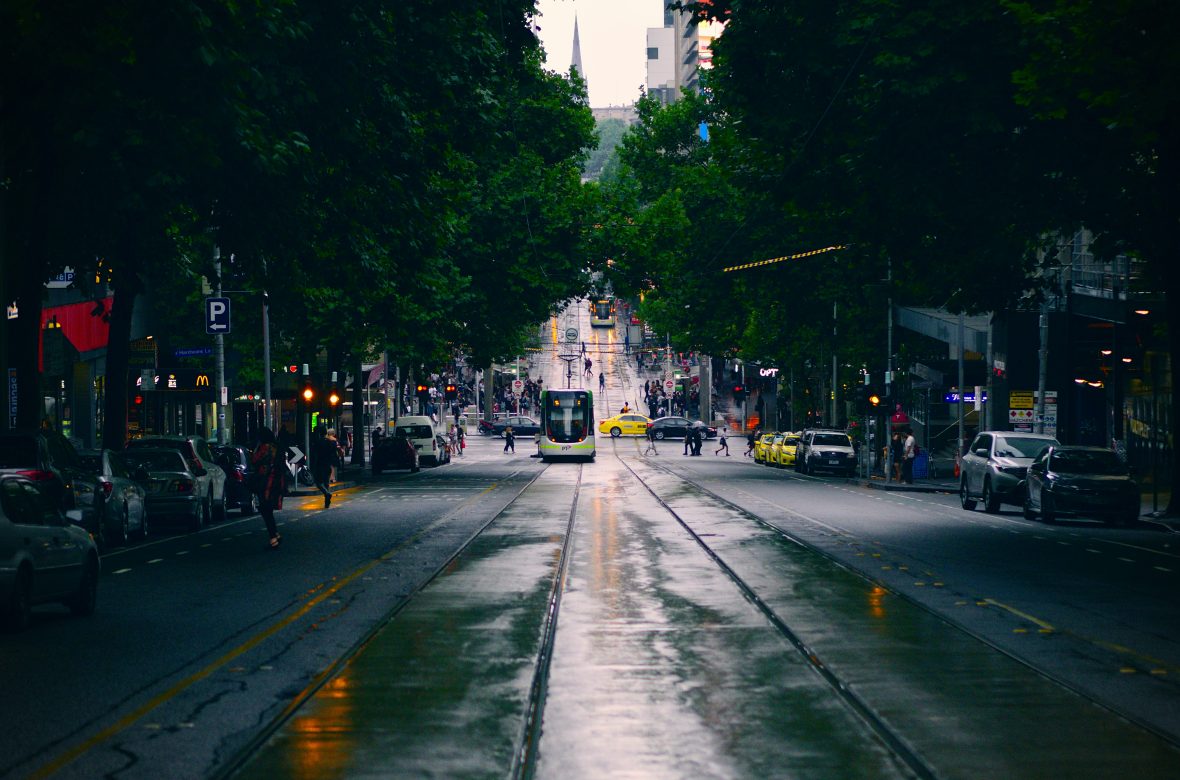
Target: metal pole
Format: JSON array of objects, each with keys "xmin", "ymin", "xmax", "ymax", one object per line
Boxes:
[
  {"xmin": 262, "ymin": 291, "xmax": 272, "ymax": 432},
  {"xmin": 302, "ymin": 363, "xmax": 310, "ymax": 466},
  {"xmin": 958, "ymin": 311, "xmax": 966, "ymax": 457},
  {"xmin": 886, "ymin": 255, "xmax": 893, "ymax": 410},
  {"xmin": 213, "ymin": 249, "xmax": 227, "ymax": 444},
  {"xmin": 984, "ymin": 313, "xmax": 993, "ymax": 432},
  {"xmin": 1036, "ymin": 298, "xmax": 1049, "ymax": 435},
  {"xmin": 831, "ymin": 302, "xmax": 838, "ymax": 426}
]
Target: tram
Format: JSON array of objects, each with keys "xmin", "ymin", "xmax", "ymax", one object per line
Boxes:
[
  {"xmin": 589, "ymin": 297, "xmax": 614, "ymax": 327},
  {"xmin": 537, "ymin": 388, "xmax": 596, "ymax": 461}
]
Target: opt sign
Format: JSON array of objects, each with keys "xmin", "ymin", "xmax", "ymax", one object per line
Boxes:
[{"xmin": 205, "ymin": 297, "xmax": 231, "ymax": 334}]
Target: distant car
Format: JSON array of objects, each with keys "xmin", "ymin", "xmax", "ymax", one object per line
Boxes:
[
  {"xmin": 212, "ymin": 445, "xmax": 258, "ymax": 516},
  {"xmin": 753, "ymin": 433, "xmax": 776, "ymax": 463},
  {"xmin": 770, "ymin": 433, "xmax": 800, "ymax": 467},
  {"xmin": 121, "ymin": 449, "xmax": 210, "ymax": 532},
  {"xmin": 796, "ymin": 429, "xmax": 857, "ymax": 476},
  {"xmin": 0, "ymin": 472, "xmax": 99, "ymax": 631},
  {"xmin": 372, "ymin": 435, "xmax": 420, "ymax": 475},
  {"xmin": 598, "ymin": 413, "xmax": 652, "ymax": 437},
  {"xmin": 126, "ymin": 435, "xmax": 227, "ymax": 521},
  {"xmin": 434, "ymin": 434, "xmax": 452, "ymax": 466},
  {"xmin": 488, "ymin": 416, "xmax": 541, "ymax": 438},
  {"xmin": 648, "ymin": 417, "xmax": 716, "ymax": 440},
  {"xmin": 78, "ymin": 449, "xmax": 148, "ymax": 545},
  {"xmin": 960, "ymin": 432, "xmax": 1060, "ymax": 513},
  {"xmin": 1023, "ymin": 446, "xmax": 1139, "ymax": 526},
  {"xmin": 0, "ymin": 429, "xmax": 105, "ymax": 544}
]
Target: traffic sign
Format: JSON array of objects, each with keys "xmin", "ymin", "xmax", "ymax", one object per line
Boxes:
[
  {"xmin": 664, "ymin": 379, "xmax": 675, "ymax": 393},
  {"xmin": 512, "ymin": 379, "xmax": 524, "ymax": 393},
  {"xmin": 205, "ymin": 297, "xmax": 231, "ymax": 334},
  {"xmin": 565, "ymin": 327, "xmax": 578, "ymax": 343}
]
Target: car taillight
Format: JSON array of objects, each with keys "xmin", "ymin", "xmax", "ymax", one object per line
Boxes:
[
  {"xmin": 231, "ymin": 468, "xmax": 245, "ymax": 483},
  {"xmin": 172, "ymin": 479, "xmax": 196, "ymax": 494},
  {"xmin": 16, "ymin": 469, "xmax": 55, "ymax": 482},
  {"xmin": 99, "ymin": 480, "xmax": 114, "ymax": 499}
]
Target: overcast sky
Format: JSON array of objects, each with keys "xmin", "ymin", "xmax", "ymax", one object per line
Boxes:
[{"xmin": 534, "ymin": 0, "xmax": 666, "ymax": 107}]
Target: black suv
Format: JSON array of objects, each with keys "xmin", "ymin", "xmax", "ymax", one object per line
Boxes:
[{"xmin": 0, "ymin": 430, "xmax": 106, "ymax": 544}]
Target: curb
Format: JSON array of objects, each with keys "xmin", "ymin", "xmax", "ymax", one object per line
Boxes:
[{"xmin": 858, "ymin": 479, "xmax": 958, "ymax": 495}]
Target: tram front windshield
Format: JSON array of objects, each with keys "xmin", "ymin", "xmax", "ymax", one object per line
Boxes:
[
  {"xmin": 592, "ymin": 300, "xmax": 611, "ymax": 319},
  {"xmin": 546, "ymin": 393, "xmax": 590, "ymax": 443}
]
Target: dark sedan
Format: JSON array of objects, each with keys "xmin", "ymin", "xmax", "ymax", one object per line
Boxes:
[
  {"xmin": 647, "ymin": 417, "xmax": 717, "ymax": 440},
  {"xmin": 213, "ymin": 445, "xmax": 258, "ymax": 516},
  {"xmin": 488, "ymin": 416, "xmax": 541, "ymax": 438},
  {"xmin": 372, "ymin": 436, "xmax": 420, "ymax": 475},
  {"xmin": 121, "ymin": 449, "xmax": 209, "ymax": 532},
  {"xmin": 1023, "ymin": 446, "xmax": 1139, "ymax": 526}
]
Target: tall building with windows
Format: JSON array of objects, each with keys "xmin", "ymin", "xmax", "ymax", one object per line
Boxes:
[{"xmin": 645, "ymin": 4, "xmax": 724, "ymax": 104}]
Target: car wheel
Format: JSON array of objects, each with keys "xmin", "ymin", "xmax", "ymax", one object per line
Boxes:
[
  {"xmin": 411, "ymin": 464, "xmax": 420, "ymax": 473},
  {"xmin": 190, "ymin": 498, "xmax": 208, "ymax": 532},
  {"xmin": 67, "ymin": 557, "xmax": 98, "ymax": 617},
  {"xmin": 113, "ymin": 504, "xmax": 130, "ymax": 547},
  {"xmin": 982, "ymin": 479, "xmax": 1000, "ymax": 514},
  {"xmin": 5, "ymin": 567, "xmax": 32, "ymax": 632},
  {"xmin": 213, "ymin": 492, "xmax": 227, "ymax": 522},
  {"xmin": 610, "ymin": 427, "xmax": 622, "ymax": 438},
  {"xmin": 960, "ymin": 478, "xmax": 977, "ymax": 511},
  {"xmin": 655, "ymin": 430, "xmax": 665, "ymax": 440},
  {"xmin": 241, "ymin": 492, "xmax": 258, "ymax": 517},
  {"xmin": 1122, "ymin": 505, "xmax": 1140, "ymax": 527},
  {"xmin": 1041, "ymin": 494, "xmax": 1056, "ymax": 524},
  {"xmin": 138, "ymin": 510, "xmax": 150, "ymax": 539},
  {"xmin": 1022, "ymin": 497, "xmax": 1036, "ymax": 521}
]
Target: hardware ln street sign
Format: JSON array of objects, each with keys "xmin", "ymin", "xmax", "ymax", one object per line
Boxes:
[
  {"xmin": 205, "ymin": 297, "xmax": 231, "ymax": 334},
  {"xmin": 565, "ymin": 327, "xmax": 578, "ymax": 343}
]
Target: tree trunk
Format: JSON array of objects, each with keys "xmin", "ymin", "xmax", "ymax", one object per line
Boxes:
[
  {"xmin": 350, "ymin": 356, "xmax": 365, "ymax": 466},
  {"xmin": 101, "ymin": 263, "xmax": 142, "ymax": 449},
  {"xmin": 11, "ymin": 268, "xmax": 44, "ymax": 429},
  {"xmin": 1164, "ymin": 273, "xmax": 1179, "ymax": 516}
]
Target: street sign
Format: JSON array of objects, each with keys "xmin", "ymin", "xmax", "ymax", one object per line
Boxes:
[
  {"xmin": 664, "ymin": 379, "xmax": 675, "ymax": 393},
  {"xmin": 175, "ymin": 347, "xmax": 213, "ymax": 358},
  {"xmin": 205, "ymin": 297, "xmax": 231, "ymax": 334},
  {"xmin": 512, "ymin": 379, "xmax": 524, "ymax": 393},
  {"xmin": 565, "ymin": 327, "xmax": 578, "ymax": 343}
]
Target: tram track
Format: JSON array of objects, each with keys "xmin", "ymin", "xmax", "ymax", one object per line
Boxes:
[
  {"xmin": 216, "ymin": 464, "xmax": 562, "ymax": 780},
  {"xmin": 614, "ymin": 452, "xmax": 940, "ymax": 780}
]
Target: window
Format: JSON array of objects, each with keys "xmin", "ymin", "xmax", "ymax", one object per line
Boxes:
[
  {"xmin": 647, "ymin": 47, "xmax": 659, "ymax": 60},
  {"xmin": 995, "ymin": 437, "xmax": 1053, "ymax": 458},
  {"xmin": 1, "ymin": 480, "xmax": 39, "ymax": 526}
]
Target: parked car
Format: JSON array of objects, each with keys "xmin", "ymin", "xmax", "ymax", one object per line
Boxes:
[
  {"xmin": 371, "ymin": 435, "xmax": 420, "ymax": 475},
  {"xmin": 392, "ymin": 417, "xmax": 441, "ymax": 466},
  {"xmin": 434, "ymin": 434, "xmax": 452, "ymax": 465},
  {"xmin": 126, "ymin": 435, "xmax": 227, "ymax": 521},
  {"xmin": 212, "ymin": 445, "xmax": 257, "ymax": 516},
  {"xmin": 121, "ymin": 449, "xmax": 211, "ymax": 531},
  {"xmin": 0, "ymin": 472, "xmax": 99, "ymax": 631},
  {"xmin": 487, "ymin": 415, "xmax": 541, "ymax": 438},
  {"xmin": 795, "ymin": 429, "xmax": 858, "ymax": 476},
  {"xmin": 753, "ymin": 433, "xmax": 776, "ymax": 463},
  {"xmin": 1023, "ymin": 446, "xmax": 1139, "ymax": 526},
  {"xmin": 0, "ymin": 429, "xmax": 105, "ymax": 545},
  {"xmin": 648, "ymin": 417, "xmax": 717, "ymax": 440},
  {"xmin": 769, "ymin": 433, "xmax": 801, "ymax": 467},
  {"xmin": 598, "ymin": 413, "xmax": 652, "ymax": 437},
  {"xmin": 78, "ymin": 449, "xmax": 148, "ymax": 545},
  {"xmin": 960, "ymin": 432, "xmax": 1059, "ymax": 513}
]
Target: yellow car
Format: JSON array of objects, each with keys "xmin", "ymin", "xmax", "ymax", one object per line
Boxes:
[
  {"xmin": 753, "ymin": 433, "xmax": 776, "ymax": 463},
  {"xmin": 598, "ymin": 413, "xmax": 652, "ymax": 437},
  {"xmin": 764, "ymin": 433, "xmax": 786, "ymax": 466},
  {"xmin": 770, "ymin": 432, "xmax": 801, "ymax": 467}
]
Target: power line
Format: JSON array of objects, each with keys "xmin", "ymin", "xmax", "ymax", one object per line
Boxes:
[{"xmin": 722, "ymin": 245, "xmax": 845, "ymax": 273}]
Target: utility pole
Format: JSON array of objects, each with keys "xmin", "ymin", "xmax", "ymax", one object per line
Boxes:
[
  {"xmin": 262, "ymin": 291, "xmax": 271, "ymax": 431},
  {"xmin": 831, "ymin": 301, "xmax": 838, "ymax": 426},
  {"xmin": 213, "ymin": 248, "xmax": 227, "ymax": 444},
  {"xmin": 1036, "ymin": 297, "xmax": 1049, "ymax": 435},
  {"xmin": 958, "ymin": 311, "xmax": 966, "ymax": 457}
]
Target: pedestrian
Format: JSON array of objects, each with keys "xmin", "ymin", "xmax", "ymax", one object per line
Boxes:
[
  {"xmin": 251, "ymin": 427, "xmax": 286, "ymax": 549},
  {"xmin": 624, "ymin": 331, "xmax": 630, "ymax": 353},
  {"xmin": 691, "ymin": 427, "xmax": 703, "ymax": 456},
  {"xmin": 890, "ymin": 431, "xmax": 904, "ymax": 482},
  {"xmin": 715, "ymin": 430, "xmax": 729, "ymax": 456},
  {"xmin": 584, "ymin": 357, "xmax": 593, "ymax": 378},
  {"xmin": 902, "ymin": 426, "xmax": 916, "ymax": 484},
  {"xmin": 312, "ymin": 430, "xmax": 337, "ymax": 509},
  {"xmin": 643, "ymin": 423, "xmax": 659, "ymax": 455},
  {"xmin": 620, "ymin": 402, "xmax": 631, "ymax": 414},
  {"xmin": 745, "ymin": 428, "xmax": 759, "ymax": 457},
  {"xmin": 456, "ymin": 425, "xmax": 465, "ymax": 457},
  {"xmin": 599, "ymin": 371, "xmax": 605, "ymax": 391},
  {"xmin": 503, "ymin": 425, "xmax": 515, "ymax": 453}
]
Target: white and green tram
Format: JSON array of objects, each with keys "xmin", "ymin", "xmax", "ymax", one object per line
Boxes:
[{"xmin": 537, "ymin": 388, "xmax": 596, "ymax": 462}]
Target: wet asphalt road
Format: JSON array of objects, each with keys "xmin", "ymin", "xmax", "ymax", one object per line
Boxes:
[{"xmin": 4, "ymin": 308, "xmax": 1180, "ymax": 778}]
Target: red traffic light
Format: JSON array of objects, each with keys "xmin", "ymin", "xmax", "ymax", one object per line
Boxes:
[
  {"xmin": 328, "ymin": 390, "xmax": 340, "ymax": 406},
  {"xmin": 302, "ymin": 386, "xmax": 314, "ymax": 402},
  {"xmin": 868, "ymin": 394, "xmax": 881, "ymax": 407}
]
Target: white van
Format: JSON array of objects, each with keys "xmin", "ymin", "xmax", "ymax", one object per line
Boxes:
[{"xmin": 392, "ymin": 416, "xmax": 440, "ymax": 465}]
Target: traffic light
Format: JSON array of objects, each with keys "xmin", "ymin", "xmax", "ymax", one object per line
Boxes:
[
  {"xmin": 416, "ymin": 383, "xmax": 430, "ymax": 402},
  {"xmin": 732, "ymin": 383, "xmax": 746, "ymax": 403},
  {"xmin": 868, "ymin": 391, "xmax": 881, "ymax": 410},
  {"xmin": 302, "ymin": 384, "xmax": 314, "ymax": 403},
  {"xmin": 328, "ymin": 389, "xmax": 341, "ymax": 408},
  {"xmin": 444, "ymin": 383, "xmax": 458, "ymax": 401}
]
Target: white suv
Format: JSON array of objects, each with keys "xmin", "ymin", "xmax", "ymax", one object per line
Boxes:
[{"xmin": 796, "ymin": 429, "xmax": 857, "ymax": 476}]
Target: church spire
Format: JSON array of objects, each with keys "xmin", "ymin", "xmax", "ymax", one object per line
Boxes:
[{"xmin": 570, "ymin": 15, "xmax": 585, "ymax": 81}]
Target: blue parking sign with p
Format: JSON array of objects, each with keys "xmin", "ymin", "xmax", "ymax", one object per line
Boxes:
[{"xmin": 205, "ymin": 297, "xmax": 231, "ymax": 334}]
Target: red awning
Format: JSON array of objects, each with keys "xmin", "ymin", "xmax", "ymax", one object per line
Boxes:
[{"xmin": 39, "ymin": 297, "xmax": 114, "ymax": 370}]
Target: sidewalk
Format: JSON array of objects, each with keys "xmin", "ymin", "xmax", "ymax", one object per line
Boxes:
[{"xmin": 286, "ymin": 462, "xmax": 366, "ymax": 496}]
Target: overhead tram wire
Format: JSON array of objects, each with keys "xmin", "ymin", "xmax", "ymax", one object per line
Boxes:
[{"xmin": 722, "ymin": 244, "xmax": 846, "ymax": 274}]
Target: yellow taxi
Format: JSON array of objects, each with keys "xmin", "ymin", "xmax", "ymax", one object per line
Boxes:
[
  {"xmin": 753, "ymin": 432, "xmax": 777, "ymax": 463},
  {"xmin": 769, "ymin": 432, "xmax": 801, "ymax": 467},
  {"xmin": 598, "ymin": 413, "xmax": 652, "ymax": 437},
  {"xmin": 763, "ymin": 433, "xmax": 786, "ymax": 466}
]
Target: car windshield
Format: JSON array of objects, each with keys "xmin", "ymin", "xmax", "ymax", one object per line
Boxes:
[
  {"xmin": 995, "ymin": 437, "xmax": 1054, "ymax": 458},
  {"xmin": 395, "ymin": 425, "xmax": 433, "ymax": 438},
  {"xmin": 813, "ymin": 433, "xmax": 851, "ymax": 447},
  {"xmin": 0, "ymin": 436, "xmax": 37, "ymax": 468},
  {"xmin": 124, "ymin": 450, "xmax": 188, "ymax": 472},
  {"xmin": 1051, "ymin": 451, "xmax": 1126, "ymax": 475}
]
